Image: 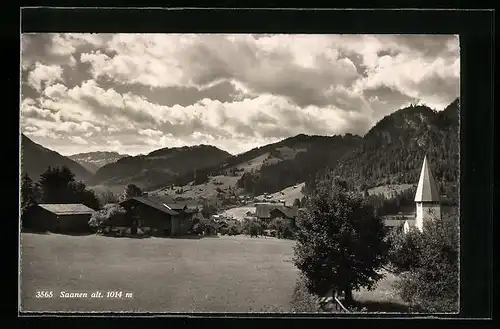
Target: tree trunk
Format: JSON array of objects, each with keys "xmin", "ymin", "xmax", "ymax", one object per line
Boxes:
[{"xmin": 344, "ymin": 284, "xmax": 353, "ymax": 306}]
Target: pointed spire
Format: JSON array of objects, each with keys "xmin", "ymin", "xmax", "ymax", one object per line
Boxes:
[{"xmin": 414, "ymin": 155, "xmax": 440, "ymax": 202}]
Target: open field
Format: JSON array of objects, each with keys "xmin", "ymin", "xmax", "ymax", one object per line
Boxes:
[
  {"xmin": 20, "ymin": 233, "xmax": 407, "ymax": 313},
  {"xmin": 153, "ymin": 175, "xmax": 241, "ymax": 201},
  {"xmin": 223, "ymin": 206, "xmax": 256, "ymax": 221},
  {"xmin": 255, "ymin": 182, "xmax": 305, "ymax": 205},
  {"xmin": 20, "ymin": 233, "xmax": 298, "ymax": 313}
]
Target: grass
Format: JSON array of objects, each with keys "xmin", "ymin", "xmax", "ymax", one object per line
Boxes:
[
  {"xmin": 353, "ymin": 270, "xmax": 409, "ymax": 313},
  {"xmin": 20, "ymin": 233, "xmax": 408, "ymax": 313},
  {"xmin": 20, "ymin": 233, "xmax": 298, "ymax": 313},
  {"xmin": 223, "ymin": 206, "xmax": 256, "ymax": 221},
  {"xmin": 254, "ymin": 182, "xmax": 305, "ymax": 205}
]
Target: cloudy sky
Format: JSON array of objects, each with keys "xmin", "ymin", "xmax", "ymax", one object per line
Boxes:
[{"xmin": 20, "ymin": 34, "xmax": 460, "ymax": 156}]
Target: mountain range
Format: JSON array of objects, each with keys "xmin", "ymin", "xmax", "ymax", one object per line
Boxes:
[
  {"xmin": 20, "ymin": 134, "xmax": 93, "ymax": 183},
  {"xmin": 20, "ymin": 98, "xmax": 459, "ymax": 203},
  {"xmin": 68, "ymin": 152, "xmax": 129, "ymax": 173}
]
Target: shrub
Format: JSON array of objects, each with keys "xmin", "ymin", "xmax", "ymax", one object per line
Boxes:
[
  {"xmin": 290, "ymin": 276, "xmax": 323, "ymax": 313},
  {"xmin": 269, "ymin": 217, "xmax": 295, "ymax": 239},
  {"xmin": 89, "ymin": 204, "xmax": 127, "ymax": 233},
  {"xmin": 389, "ymin": 213, "xmax": 459, "ymax": 312},
  {"xmin": 242, "ymin": 218, "xmax": 265, "ymax": 237}
]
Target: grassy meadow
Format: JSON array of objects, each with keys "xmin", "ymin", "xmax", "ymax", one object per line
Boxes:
[{"xmin": 20, "ymin": 233, "xmax": 407, "ymax": 313}]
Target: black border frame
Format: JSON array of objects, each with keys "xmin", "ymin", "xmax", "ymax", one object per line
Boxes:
[{"xmin": 9, "ymin": 6, "xmax": 495, "ymax": 328}]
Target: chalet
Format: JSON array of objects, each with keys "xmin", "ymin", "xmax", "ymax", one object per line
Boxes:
[
  {"xmin": 22, "ymin": 203, "xmax": 96, "ymax": 233},
  {"xmin": 255, "ymin": 202, "xmax": 299, "ymax": 228},
  {"xmin": 118, "ymin": 196, "xmax": 200, "ymax": 236}
]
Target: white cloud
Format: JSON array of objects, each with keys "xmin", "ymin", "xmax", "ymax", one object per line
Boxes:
[
  {"xmin": 27, "ymin": 63, "xmax": 64, "ymax": 92},
  {"xmin": 69, "ymin": 136, "xmax": 88, "ymax": 145},
  {"xmin": 20, "ymin": 33, "xmax": 460, "ymax": 155}
]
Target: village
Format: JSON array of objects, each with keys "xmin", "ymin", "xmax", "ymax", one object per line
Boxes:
[{"xmin": 22, "ymin": 155, "xmax": 443, "ymax": 243}]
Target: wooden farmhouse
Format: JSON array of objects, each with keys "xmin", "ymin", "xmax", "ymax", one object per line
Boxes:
[
  {"xmin": 22, "ymin": 203, "xmax": 96, "ymax": 233},
  {"xmin": 255, "ymin": 202, "xmax": 299, "ymax": 228},
  {"xmin": 117, "ymin": 196, "xmax": 200, "ymax": 236}
]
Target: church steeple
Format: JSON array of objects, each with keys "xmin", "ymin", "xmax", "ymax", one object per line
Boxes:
[
  {"xmin": 411, "ymin": 155, "xmax": 441, "ymax": 232},
  {"xmin": 414, "ymin": 155, "xmax": 440, "ymax": 203}
]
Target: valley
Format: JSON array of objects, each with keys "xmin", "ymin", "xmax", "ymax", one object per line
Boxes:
[{"xmin": 21, "ymin": 98, "xmax": 459, "ymax": 216}]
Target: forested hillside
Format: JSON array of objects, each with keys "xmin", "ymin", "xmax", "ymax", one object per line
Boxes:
[
  {"xmin": 88, "ymin": 145, "xmax": 232, "ymax": 189},
  {"xmin": 235, "ymin": 134, "xmax": 362, "ymax": 195},
  {"xmin": 330, "ymin": 98, "xmax": 459, "ymax": 205}
]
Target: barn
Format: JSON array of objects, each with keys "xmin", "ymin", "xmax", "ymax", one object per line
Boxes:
[{"xmin": 22, "ymin": 203, "xmax": 96, "ymax": 233}]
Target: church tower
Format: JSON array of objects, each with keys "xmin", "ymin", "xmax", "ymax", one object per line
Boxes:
[{"xmin": 413, "ymin": 155, "xmax": 441, "ymax": 232}]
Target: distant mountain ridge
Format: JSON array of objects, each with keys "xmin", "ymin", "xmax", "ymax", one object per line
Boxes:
[
  {"xmin": 20, "ymin": 134, "xmax": 92, "ymax": 183},
  {"xmin": 68, "ymin": 151, "xmax": 129, "ymax": 173},
  {"xmin": 88, "ymin": 144, "xmax": 233, "ymax": 189}
]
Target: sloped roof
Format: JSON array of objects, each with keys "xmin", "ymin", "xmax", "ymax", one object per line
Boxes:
[
  {"xmin": 38, "ymin": 203, "xmax": 96, "ymax": 215},
  {"xmin": 414, "ymin": 155, "xmax": 440, "ymax": 202},
  {"xmin": 147, "ymin": 195, "xmax": 200, "ymax": 209},
  {"xmin": 255, "ymin": 203, "xmax": 298, "ymax": 219},
  {"xmin": 122, "ymin": 197, "xmax": 179, "ymax": 215}
]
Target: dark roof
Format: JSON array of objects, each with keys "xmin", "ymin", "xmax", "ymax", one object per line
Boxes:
[
  {"xmin": 414, "ymin": 155, "xmax": 440, "ymax": 202},
  {"xmin": 146, "ymin": 195, "xmax": 200, "ymax": 209},
  {"xmin": 255, "ymin": 203, "xmax": 298, "ymax": 219},
  {"xmin": 121, "ymin": 197, "xmax": 179, "ymax": 215},
  {"xmin": 38, "ymin": 203, "xmax": 96, "ymax": 215}
]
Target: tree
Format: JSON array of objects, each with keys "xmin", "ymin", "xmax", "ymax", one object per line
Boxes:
[
  {"xmin": 98, "ymin": 190, "xmax": 119, "ymax": 205},
  {"xmin": 38, "ymin": 166, "xmax": 76, "ymax": 203},
  {"xmin": 89, "ymin": 204, "xmax": 127, "ymax": 233},
  {"xmin": 293, "ymin": 198, "xmax": 301, "ymax": 208},
  {"xmin": 201, "ymin": 203, "xmax": 218, "ymax": 219},
  {"xmin": 242, "ymin": 218, "xmax": 264, "ymax": 237},
  {"xmin": 21, "ymin": 173, "xmax": 38, "ymax": 219},
  {"xmin": 120, "ymin": 183, "xmax": 143, "ymax": 201},
  {"xmin": 293, "ymin": 177, "xmax": 389, "ymax": 306},
  {"xmin": 68, "ymin": 181, "xmax": 101, "ymax": 210},
  {"xmin": 270, "ymin": 217, "xmax": 294, "ymax": 239},
  {"xmin": 21, "ymin": 173, "xmax": 37, "ymax": 208},
  {"xmin": 390, "ymin": 213, "xmax": 459, "ymax": 312},
  {"xmin": 36, "ymin": 166, "xmax": 100, "ymax": 209}
]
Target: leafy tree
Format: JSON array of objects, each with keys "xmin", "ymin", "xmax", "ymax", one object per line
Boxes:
[
  {"xmin": 293, "ymin": 177, "xmax": 389, "ymax": 306},
  {"xmin": 270, "ymin": 217, "xmax": 294, "ymax": 239},
  {"xmin": 192, "ymin": 216, "xmax": 216, "ymax": 235},
  {"xmin": 390, "ymin": 213, "xmax": 459, "ymax": 312},
  {"xmin": 120, "ymin": 183, "xmax": 143, "ymax": 201},
  {"xmin": 68, "ymin": 181, "xmax": 101, "ymax": 210},
  {"xmin": 293, "ymin": 198, "xmax": 301, "ymax": 208},
  {"xmin": 89, "ymin": 204, "xmax": 127, "ymax": 232},
  {"xmin": 98, "ymin": 190, "xmax": 119, "ymax": 205},
  {"xmin": 242, "ymin": 218, "xmax": 265, "ymax": 237},
  {"xmin": 386, "ymin": 227, "xmax": 422, "ymax": 274}
]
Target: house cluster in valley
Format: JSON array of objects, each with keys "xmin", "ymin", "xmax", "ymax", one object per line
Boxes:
[{"xmin": 20, "ymin": 156, "xmax": 441, "ymax": 237}]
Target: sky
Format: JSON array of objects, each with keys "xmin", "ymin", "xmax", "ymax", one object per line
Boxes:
[{"xmin": 20, "ymin": 34, "xmax": 460, "ymax": 156}]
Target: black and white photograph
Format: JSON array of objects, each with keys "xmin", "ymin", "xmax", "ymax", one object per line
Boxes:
[{"xmin": 19, "ymin": 33, "xmax": 460, "ymax": 314}]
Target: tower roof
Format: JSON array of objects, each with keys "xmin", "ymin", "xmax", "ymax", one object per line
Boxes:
[{"xmin": 414, "ymin": 155, "xmax": 440, "ymax": 202}]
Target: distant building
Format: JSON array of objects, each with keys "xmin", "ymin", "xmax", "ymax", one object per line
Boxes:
[
  {"xmin": 22, "ymin": 203, "xmax": 96, "ymax": 233},
  {"xmin": 404, "ymin": 155, "xmax": 441, "ymax": 233},
  {"xmin": 255, "ymin": 202, "xmax": 298, "ymax": 228}
]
